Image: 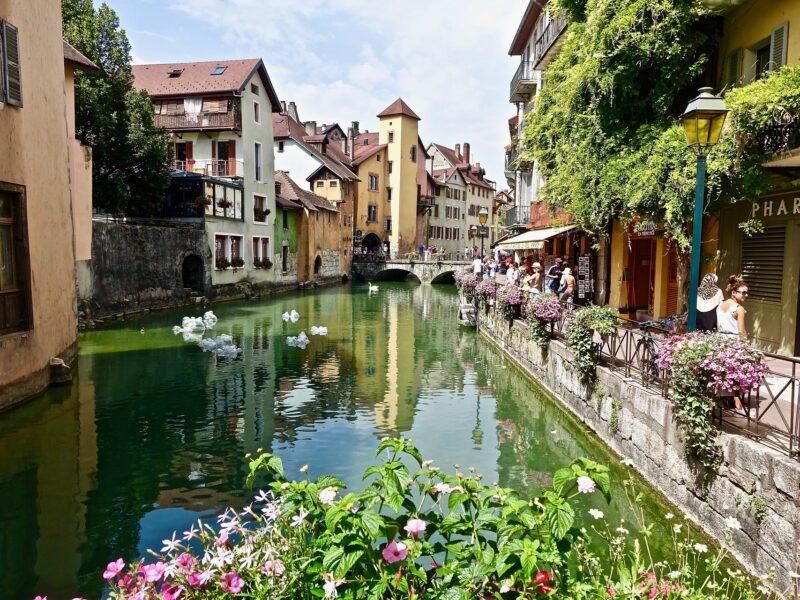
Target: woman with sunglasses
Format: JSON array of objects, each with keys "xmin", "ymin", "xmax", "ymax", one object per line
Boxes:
[{"xmin": 717, "ymin": 275, "xmax": 749, "ymax": 341}]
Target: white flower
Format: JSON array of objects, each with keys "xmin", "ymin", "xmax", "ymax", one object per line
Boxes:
[
  {"xmin": 576, "ymin": 476, "xmax": 596, "ymax": 494},
  {"xmin": 160, "ymin": 532, "xmax": 181, "ymax": 554},
  {"xmin": 291, "ymin": 508, "xmax": 309, "ymax": 527},
  {"xmin": 668, "ymin": 571, "xmax": 682, "ymax": 579},
  {"xmin": 323, "ymin": 572, "xmax": 345, "ymax": 598},
  {"xmin": 319, "ymin": 487, "xmax": 338, "ymax": 506},
  {"xmin": 665, "ymin": 512, "xmax": 674, "ymax": 520},
  {"xmin": 693, "ymin": 543, "xmax": 708, "ymax": 553},
  {"xmin": 182, "ymin": 523, "xmax": 199, "ymax": 542},
  {"xmin": 672, "ymin": 524, "xmax": 683, "ymax": 533},
  {"xmin": 588, "ymin": 509, "xmax": 604, "ymax": 520},
  {"xmin": 724, "ymin": 516, "xmax": 741, "ymax": 530},
  {"xmin": 615, "ymin": 527, "xmax": 629, "ymax": 535}
]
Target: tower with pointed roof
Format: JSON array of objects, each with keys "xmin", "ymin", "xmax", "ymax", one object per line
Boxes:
[{"xmin": 378, "ymin": 98, "xmax": 420, "ymax": 255}]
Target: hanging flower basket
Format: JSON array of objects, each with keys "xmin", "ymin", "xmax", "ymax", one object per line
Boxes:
[{"xmin": 218, "ymin": 199, "xmax": 232, "ymax": 209}]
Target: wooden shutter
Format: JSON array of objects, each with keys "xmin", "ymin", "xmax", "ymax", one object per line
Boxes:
[
  {"xmin": 740, "ymin": 225, "xmax": 785, "ymax": 303},
  {"xmin": 771, "ymin": 22, "xmax": 789, "ymax": 71},
  {"xmin": 726, "ymin": 49, "xmax": 742, "ymax": 88},
  {"xmin": 228, "ymin": 141, "xmax": 236, "ymax": 177},
  {"xmin": 3, "ymin": 21, "xmax": 22, "ymax": 106},
  {"xmin": 185, "ymin": 140, "xmax": 194, "ymax": 171}
]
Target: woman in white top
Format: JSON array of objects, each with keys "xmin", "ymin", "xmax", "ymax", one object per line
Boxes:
[{"xmin": 716, "ymin": 275, "xmax": 749, "ymax": 340}]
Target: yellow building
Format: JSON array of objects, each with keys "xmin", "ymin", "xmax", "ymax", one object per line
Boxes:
[
  {"xmin": 0, "ymin": 1, "xmax": 97, "ymax": 409},
  {"xmin": 378, "ymin": 99, "xmax": 421, "ymax": 256},
  {"xmin": 351, "ymin": 133, "xmax": 390, "ymax": 253}
]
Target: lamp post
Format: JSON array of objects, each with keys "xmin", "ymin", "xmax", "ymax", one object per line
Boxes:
[
  {"xmin": 680, "ymin": 87, "xmax": 729, "ymax": 332},
  {"xmin": 478, "ymin": 207, "xmax": 489, "ymax": 259}
]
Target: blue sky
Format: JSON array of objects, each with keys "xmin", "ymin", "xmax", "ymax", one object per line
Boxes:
[{"xmin": 104, "ymin": 0, "xmax": 528, "ymax": 186}]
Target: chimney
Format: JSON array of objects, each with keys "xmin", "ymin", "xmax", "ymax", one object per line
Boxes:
[
  {"xmin": 304, "ymin": 120, "xmax": 317, "ymax": 136},
  {"xmin": 351, "ymin": 121, "xmax": 360, "ymax": 138},
  {"xmin": 281, "ymin": 100, "xmax": 287, "ymax": 113},
  {"xmin": 287, "ymin": 101, "xmax": 299, "ymax": 122},
  {"xmin": 454, "ymin": 143, "xmax": 461, "ymax": 160},
  {"xmin": 463, "ymin": 142, "xmax": 471, "ymax": 165},
  {"xmin": 347, "ymin": 126, "xmax": 355, "ymax": 160}
]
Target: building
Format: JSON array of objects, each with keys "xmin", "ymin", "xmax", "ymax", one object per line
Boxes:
[
  {"xmin": 273, "ymin": 103, "xmax": 359, "ymax": 275},
  {"xmin": 710, "ymin": 0, "xmax": 800, "ymax": 355},
  {"xmin": 350, "ymin": 131, "xmax": 391, "ymax": 254},
  {"xmin": 507, "ymin": 0, "xmax": 568, "ymax": 230},
  {"xmin": 274, "ymin": 171, "xmax": 340, "ymax": 283},
  {"xmin": 0, "ymin": 0, "xmax": 97, "ymax": 409},
  {"xmin": 427, "ymin": 166, "xmax": 467, "ymax": 256},
  {"xmin": 131, "ymin": 59, "xmax": 281, "ymax": 294}
]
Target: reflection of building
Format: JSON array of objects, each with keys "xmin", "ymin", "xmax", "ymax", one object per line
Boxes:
[{"xmin": 0, "ymin": 0, "xmax": 98, "ymax": 409}]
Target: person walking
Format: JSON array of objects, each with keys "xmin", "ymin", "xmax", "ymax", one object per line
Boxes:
[
  {"xmin": 472, "ymin": 254, "xmax": 483, "ymax": 277},
  {"xmin": 559, "ymin": 267, "xmax": 576, "ymax": 305},
  {"xmin": 696, "ymin": 273, "xmax": 723, "ymax": 332},
  {"xmin": 545, "ymin": 258, "xmax": 562, "ymax": 293},
  {"xmin": 507, "ymin": 262, "xmax": 519, "ymax": 286},
  {"xmin": 717, "ymin": 275, "xmax": 750, "ymax": 412}
]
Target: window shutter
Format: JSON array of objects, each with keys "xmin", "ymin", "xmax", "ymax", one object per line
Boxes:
[
  {"xmin": 770, "ymin": 22, "xmax": 788, "ymax": 70},
  {"xmin": 740, "ymin": 225, "xmax": 785, "ymax": 303},
  {"xmin": 185, "ymin": 140, "xmax": 194, "ymax": 171},
  {"xmin": 0, "ymin": 23, "xmax": 5, "ymax": 103},
  {"xmin": 725, "ymin": 49, "xmax": 742, "ymax": 88},
  {"xmin": 228, "ymin": 141, "xmax": 236, "ymax": 177},
  {"xmin": 3, "ymin": 21, "xmax": 22, "ymax": 106}
]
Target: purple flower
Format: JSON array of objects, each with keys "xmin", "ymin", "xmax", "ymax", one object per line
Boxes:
[
  {"xmin": 382, "ymin": 540, "xmax": 408, "ymax": 564},
  {"xmin": 220, "ymin": 571, "xmax": 244, "ymax": 594},
  {"xmin": 102, "ymin": 558, "xmax": 125, "ymax": 581}
]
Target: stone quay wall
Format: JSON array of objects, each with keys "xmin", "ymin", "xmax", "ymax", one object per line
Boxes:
[{"xmin": 479, "ymin": 310, "xmax": 800, "ymax": 589}]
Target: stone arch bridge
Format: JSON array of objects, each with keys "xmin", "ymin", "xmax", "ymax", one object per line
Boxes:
[{"xmin": 351, "ymin": 257, "xmax": 469, "ymax": 284}]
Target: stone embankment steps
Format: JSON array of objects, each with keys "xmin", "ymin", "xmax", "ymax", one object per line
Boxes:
[{"xmin": 478, "ymin": 310, "xmax": 800, "ymax": 591}]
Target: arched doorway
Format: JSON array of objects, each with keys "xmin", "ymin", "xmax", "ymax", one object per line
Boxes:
[
  {"xmin": 181, "ymin": 254, "xmax": 204, "ymax": 292},
  {"xmin": 314, "ymin": 255, "xmax": 322, "ymax": 276},
  {"xmin": 361, "ymin": 233, "xmax": 381, "ymax": 253}
]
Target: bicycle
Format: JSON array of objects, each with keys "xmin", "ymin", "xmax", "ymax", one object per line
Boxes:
[{"xmin": 635, "ymin": 321, "xmax": 661, "ymax": 384}]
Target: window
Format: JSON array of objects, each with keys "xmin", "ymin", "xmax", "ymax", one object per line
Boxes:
[
  {"xmin": 282, "ymin": 208, "xmax": 289, "ymax": 230},
  {"xmin": 211, "ymin": 66, "xmax": 227, "ymax": 75},
  {"xmin": 384, "ymin": 217, "xmax": 392, "ymax": 232},
  {"xmin": 330, "ymin": 180, "xmax": 338, "ymax": 188},
  {"xmin": 252, "ymin": 236, "xmax": 270, "ymax": 266},
  {"xmin": 277, "ymin": 141, "xmax": 284, "ymax": 153},
  {"xmin": 254, "ymin": 142, "xmax": 263, "ymax": 181},
  {"xmin": 434, "ymin": 204, "xmax": 439, "ymax": 218},
  {"xmin": 0, "ymin": 185, "xmax": 29, "ymax": 334},
  {"xmin": 386, "ymin": 187, "xmax": 392, "ymax": 201},
  {"xmin": 168, "ymin": 68, "xmax": 184, "ymax": 78},
  {"xmin": 376, "ymin": 154, "xmax": 381, "ymax": 162},
  {"xmin": 445, "ymin": 206, "xmax": 451, "ymax": 218},
  {"xmin": 254, "ymin": 100, "xmax": 260, "ymax": 124},
  {"xmin": 282, "ymin": 245, "xmax": 289, "ymax": 272},
  {"xmin": 215, "ymin": 234, "xmax": 243, "ymax": 267},
  {"xmin": 387, "ymin": 161, "xmax": 393, "ymax": 174},
  {"xmin": 253, "ymin": 194, "xmax": 267, "ymax": 223},
  {"xmin": 740, "ymin": 225, "xmax": 785, "ymax": 302},
  {"xmin": 1, "ymin": 21, "xmax": 22, "ymax": 106},
  {"xmin": 410, "ymin": 145, "xmax": 417, "ymax": 163},
  {"xmin": 388, "ymin": 131, "xmax": 394, "ymax": 143},
  {"xmin": 367, "ymin": 204, "xmax": 378, "ymax": 222},
  {"xmin": 230, "ymin": 236, "xmax": 242, "ymax": 261},
  {"xmin": 251, "ymin": 83, "xmax": 259, "ymax": 95},
  {"xmin": 368, "ymin": 173, "xmax": 379, "ymax": 192},
  {"xmin": 316, "ymin": 181, "xmax": 324, "ymax": 188}
]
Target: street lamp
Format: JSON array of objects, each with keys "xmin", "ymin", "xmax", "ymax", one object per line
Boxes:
[
  {"xmin": 681, "ymin": 87, "xmax": 729, "ymax": 332},
  {"xmin": 478, "ymin": 207, "xmax": 489, "ymax": 259}
]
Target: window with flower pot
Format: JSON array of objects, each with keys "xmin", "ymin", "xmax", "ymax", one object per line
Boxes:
[
  {"xmin": 0, "ymin": 184, "xmax": 30, "ymax": 335},
  {"xmin": 214, "ymin": 234, "xmax": 244, "ymax": 269},
  {"xmin": 253, "ymin": 194, "xmax": 267, "ymax": 223},
  {"xmin": 252, "ymin": 236, "xmax": 271, "ymax": 269}
]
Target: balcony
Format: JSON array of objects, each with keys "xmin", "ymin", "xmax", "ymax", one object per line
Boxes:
[
  {"xmin": 155, "ymin": 109, "xmax": 241, "ymax": 132},
  {"xmin": 533, "ymin": 14, "xmax": 568, "ymax": 71},
  {"xmin": 510, "ymin": 61, "xmax": 537, "ymax": 103},
  {"xmin": 417, "ymin": 196, "xmax": 435, "ymax": 208},
  {"xmin": 759, "ymin": 117, "xmax": 800, "ymax": 156},
  {"xmin": 170, "ymin": 159, "xmax": 244, "ymax": 178},
  {"xmin": 503, "ymin": 206, "xmax": 530, "ymax": 230}
]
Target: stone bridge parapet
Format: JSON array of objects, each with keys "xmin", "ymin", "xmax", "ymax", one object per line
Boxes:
[{"xmin": 351, "ymin": 258, "xmax": 469, "ymax": 284}]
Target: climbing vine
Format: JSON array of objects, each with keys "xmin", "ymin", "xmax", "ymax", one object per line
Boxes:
[{"xmin": 564, "ymin": 306, "xmax": 618, "ymax": 385}]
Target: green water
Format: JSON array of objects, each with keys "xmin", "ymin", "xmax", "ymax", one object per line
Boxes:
[{"xmin": 0, "ymin": 283, "xmax": 685, "ymax": 600}]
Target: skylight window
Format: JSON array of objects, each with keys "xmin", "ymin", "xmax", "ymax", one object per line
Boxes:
[
  {"xmin": 168, "ymin": 68, "xmax": 184, "ymax": 78},
  {"xmin": 211, "ymin": 66, "xmax": 227, "ymax": 75}
]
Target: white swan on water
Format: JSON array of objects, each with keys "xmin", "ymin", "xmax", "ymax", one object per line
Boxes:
[{"xmin": 368, "ymin": 283, "xmax": 379, "ymax": 293}]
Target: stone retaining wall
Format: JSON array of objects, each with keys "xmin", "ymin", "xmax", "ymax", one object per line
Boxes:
[{"xmin": 480, "ymin": 310, "xmax": 800, "ymax": 589}]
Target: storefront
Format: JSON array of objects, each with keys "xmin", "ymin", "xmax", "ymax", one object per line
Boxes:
[{"xmin": 717, "ymin": 187, "xmax": 800, "ymax": 356}]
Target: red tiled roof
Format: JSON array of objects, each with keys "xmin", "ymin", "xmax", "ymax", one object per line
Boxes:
[
  {"xmin": 430, "ymin": 143, "xmax": 463, "ymax": 168},
  {"xmin": 377, "ymin": 98, "xmax": 420, "ymax": 121},
  {"xmin": 275, "ymin": 171, "xmax": 338, "ymax": 213},
  {"xmin": 63, "ymin": 41, "xmax": 100, "ymax": 73},
  {"xmin": 353, "ymin": 143, "xmax": 386, "ymax": 166},
  {"xmin": 509, "ymin": 0, "xmax": 549, "ymax": 56},
  {"xmin": 276, "ymin": 194, "xmax": 303, "ymax": 209},
  {"xmin": 132, "ymin": 58, "xmax": 281, "ymax": 111}
]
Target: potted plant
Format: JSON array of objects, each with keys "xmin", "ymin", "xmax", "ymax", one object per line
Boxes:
[
  {"xmin": 218, "ymin": 199, "xmax": 232, "ymax": 209},
  {"xmin": 230, "ymin": 257, "xmax": 245, "ymax": 270},
  {"xmin": 196, "ymin": 196, "xmax": 212, "ymax": 207},
  {"xmin": 263, "ymin": 258, "xmax": 273, "ymax": 270},
  {"xmin": 253, "ymin": 207, "xmax": 267, "ymax": 222},
  {"xmin": 215, "ymin": 257, "xmax": 230, "ymax": 270},
  {"xmin": 253, "ymin": 258, "xmax": 263, "ymax": 269}
]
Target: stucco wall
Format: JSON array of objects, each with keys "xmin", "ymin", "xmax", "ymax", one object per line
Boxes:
[
  {"xmin": 0, "ymin": 0, "xmax": 78, "ymax": 408},
  {"xmin": 480, "ymin": 310, "xmax": 800, "ymax": 590}
]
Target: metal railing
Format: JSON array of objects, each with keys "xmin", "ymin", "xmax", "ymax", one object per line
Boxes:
[
  {"xmin": 170, "ymin": 159, "xmax": 243, "ymax": 178},
  {"xmin": 155, "ymin": 110, "xmax": 241, "ymax": 131},
  {"xmin": 533, "ymin": 14, "xmax": 568, "ymax": 68},
  {"xmin": 759, "ymin": 117, "xmax": 800, "ymax": 155},
  {"xmin": 510, "ymin": 61, "xmax": 536, "ymax": 102},
  {"xmin": 502, "ymin": 206, "xmax": 530, "ymax": 227},
  {"xmin": 476, "ymin": 287, "xmax": 800, "ymax": 459}
]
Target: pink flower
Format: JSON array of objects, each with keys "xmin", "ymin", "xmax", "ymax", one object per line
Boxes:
[
  {"xmin": 215, "ymin": 530, "xmax": 230, "ymax": 547},
  {"xmin": 33, "ymin": 597, "xmax": 47, "ymax": 600},
  {"xmin": 139, "ymin": 562, "xmax": 166, "ymax": 583},
  {"xmin": 176, "ymin": 553, "xmax": 195, "ymax": 571},
  {"xmin": 160, "ymin": 583, "xmax": 184, "ymax": 600},
  {"xmin": 262, "ymin": 559, "xmax": 286, "ymax": 577},
  {"xmin": 103, "ymin": 558, "xmax": 125, "ymax": 581},
  {"xmin": 431, "ymin": 482, "xmax": 463, "ymax": 495},
  {"xmin": 220, "ymin": 571, "xmax": 244, "ymax": 594},
  {"xmin": 382, "ymin": 540, "xmax": 408, "ymax": 564},
  {"xmin": 403, "ymin": 518, "xmax": 427, "ymax": 539},
  {"xmin": 607, "ymin": 588, "xmax": 617, "ymax": 597},
  {"xmin": 187, "ymin": 571, "xmax": 209, "ymax": 588},
  {"xmin": 576, "ymin": 476, "xmax": 596, "ymax": 494}
]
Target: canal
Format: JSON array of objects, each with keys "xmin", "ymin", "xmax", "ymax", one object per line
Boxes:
[{"xmin": 0, "ymin": 283, "xmax": 689, "ymax": 600}]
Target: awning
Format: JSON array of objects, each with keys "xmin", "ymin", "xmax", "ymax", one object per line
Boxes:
[{"xmin": 495, "ymin": 225, "xmax": 576, "ymax": 251}]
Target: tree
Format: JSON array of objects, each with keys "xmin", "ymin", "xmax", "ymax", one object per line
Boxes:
[{"xmin": 62, "ymin": 0, "xmax": 170, "ymax": 214}]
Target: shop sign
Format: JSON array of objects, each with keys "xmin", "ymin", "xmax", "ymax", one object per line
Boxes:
[
  {"xmin": 633, "ymin": 221, "xmax": 657, "ymax": 237},
  {"xmin": 750, "ymin": 195, "xmax": 800, "ymax": 218}
]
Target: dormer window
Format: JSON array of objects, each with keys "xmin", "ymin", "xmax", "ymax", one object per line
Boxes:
[
  {"xmin": 211, "ymin": 66, "xmax": 227, "ymax": 75},
  {"xmin": 168, "ymin": 68, "xmax": 184, "ymax": 78}
]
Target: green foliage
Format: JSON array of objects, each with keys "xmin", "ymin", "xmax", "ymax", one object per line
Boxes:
[
  {"xmin": 62, "ymin": 0, "xmax": 170, "ymax": 214},
  {"xmin": 610, "ymin": 398, "xmax": 623, "ymax": 434},
  {"xmin": 750, "ymin": 496, "xmax": 767, "ymax": 526},
  {"xmin": 565, "ymin": 306, "xmax": 619, "ymax": 385}
]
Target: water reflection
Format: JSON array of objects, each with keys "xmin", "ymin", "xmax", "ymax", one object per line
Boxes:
[{"xmin": 0, "ymin": 284, "xmax": 685, "ymax": 600}]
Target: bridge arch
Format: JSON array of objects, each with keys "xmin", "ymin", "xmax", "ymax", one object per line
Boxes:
[
  {"xmin": 430, "ymin": 270, "xmax": 455, "ymax": 284},
  {"xmin": 372, "ymin": 268, "xmax": 421, "ymax": 284}
]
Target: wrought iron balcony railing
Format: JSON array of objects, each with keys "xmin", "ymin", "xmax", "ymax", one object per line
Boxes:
[
  {"xmin": 510, "ymin": 61, "xmax": 537, "ymax": 103},
  {"xmin": 155, "ymin": 110, "xmax": 241, "ymax": 131},
  {"xmin": 533, "ymin": 14, "xmax": 568, "ymax": 70}
]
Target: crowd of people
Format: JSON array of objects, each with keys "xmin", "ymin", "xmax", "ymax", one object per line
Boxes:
[{"xmin": 472, "ymin": 253, "xmax": 579, "ymax": 305}]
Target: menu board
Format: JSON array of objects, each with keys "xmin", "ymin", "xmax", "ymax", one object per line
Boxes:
[{"xmin": 577, "ymin": 254, "xmax": 592, "ymax": 300}]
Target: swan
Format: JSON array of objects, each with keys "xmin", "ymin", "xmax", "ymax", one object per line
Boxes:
[{"xmin": 368, "ymin": 283, "xmax": 379, "ymax": 293}]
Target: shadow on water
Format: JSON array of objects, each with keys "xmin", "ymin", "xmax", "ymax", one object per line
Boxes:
[{"xmin": 0, "ymin": 283, "xmax": 711, "ymax": 599}]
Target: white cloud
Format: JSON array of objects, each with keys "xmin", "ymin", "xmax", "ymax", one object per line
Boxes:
[{"xmin": 161, "ymin": 0, "xmax": 527, "ymax": 186}]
